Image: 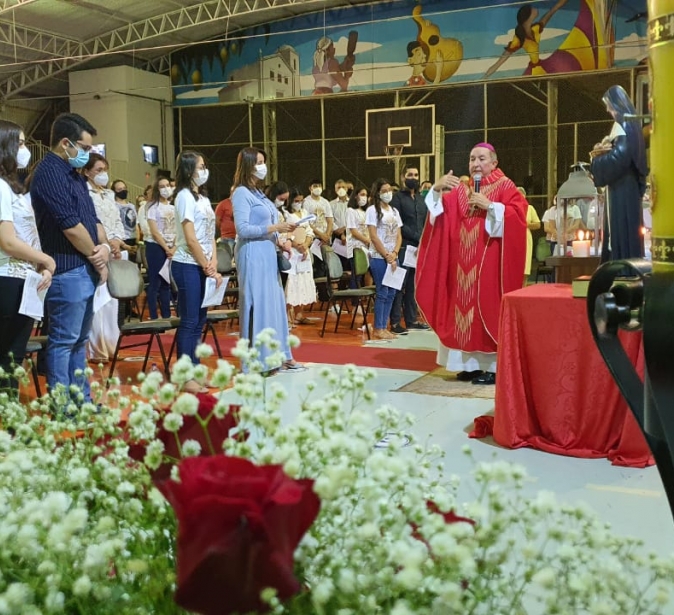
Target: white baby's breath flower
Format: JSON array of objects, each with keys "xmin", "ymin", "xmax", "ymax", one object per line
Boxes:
[
  {"xmin": 72, "ymin": 575, "xmax": 92, "ymax": 597},
  {"xmin": 287, "ymin": 334, "xmax": 300, "ymax": 348},
  {"xmin": 170, "ymin": 355, "xmax": 195, "ymax": 386},
  {"xmin": 162, "ymin": 413, "xmax": 184, "ymax": 432},
  {"xmin": 172, "ymin": 393, "xmax": 199, "ymax": 417},
  {"xmin": 158, "ymin": 383, "xmax": 177, "ymax": 405},
  {"xmin": 195, "ymin": 343, "xmax": 214, "ymax": 359},
  {"xmin": 182, "ymin": 439, "xmax": 202, "ymax": 457}
]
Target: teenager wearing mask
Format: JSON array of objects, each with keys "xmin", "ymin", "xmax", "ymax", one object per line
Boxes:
[
  {"xmin": 172, "ymin": 150, "xmax": 222, "ymax": 389},
  {"xmin": 366, "ymin": 178, "xmax": 403, "ymax": 341},
  {"xmin": 231, "ymin": 148, "xmax": 303, "ymax": 372},
  {"xmin": 281, "ymin": 187, "xmax": 316, "ymax": 326},
  {"xmin": 111, "ymin": 179, "xmax": 138, "ymax": 252},
  {"xmin": 345, "ymin": 186, "xmax": 370, "ymax": 289},
  {"xmin": 0, "ymin": 120, "xmax": 55, "ymax": 395},
  {"xmin": 82, "ymin": 153, "xmax": 127, "ymax": 363},
  {"xmin": 145, "ymin": 177, "xmax": 176, "ymax": 319}
]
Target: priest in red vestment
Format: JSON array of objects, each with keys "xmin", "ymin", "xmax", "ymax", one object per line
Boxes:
[{"xmin": 416, "ymin": 143, "xmax": 527, "ymax": 385}]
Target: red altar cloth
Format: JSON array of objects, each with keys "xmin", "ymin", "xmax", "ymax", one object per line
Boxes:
[{"xmin": 474, "ymin": 284, "xmax": 653, "ymax": 468}]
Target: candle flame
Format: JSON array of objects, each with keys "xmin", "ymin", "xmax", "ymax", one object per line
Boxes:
[
  {"xmin": 578, "ymin": 230, "xmax": 585, "ymax": 241},
  {"xmin": 641, "ymin": 226, "xmax": 647, "ymax": 236}
]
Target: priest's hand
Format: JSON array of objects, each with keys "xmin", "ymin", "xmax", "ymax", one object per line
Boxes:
[
  {"xmin": 433, "ymin": 171, "xmax": 460, "ymax": 192},
  {"xmin": 468, "ymin": 192, "xmax": 492, "ymax": 211}
]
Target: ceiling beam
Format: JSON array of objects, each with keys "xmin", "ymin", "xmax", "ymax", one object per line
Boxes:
[
  {"xmin": 0, "ymin": 0, "xmax": 344, "ymax": 100},
  {"xmin": 0, "ymin": 0, "xmax": 39, "ymax": 14},
  {"xmin": 0, "ymin": 20, "xmax": 83, "ymax": 58}
]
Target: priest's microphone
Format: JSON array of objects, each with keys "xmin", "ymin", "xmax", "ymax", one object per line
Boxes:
[{"xmin": 473, "ymin": 173, "xmax": 482, "ymax": 193}]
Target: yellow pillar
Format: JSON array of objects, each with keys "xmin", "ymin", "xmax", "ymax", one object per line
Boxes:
[{"xmin": 648, "ymin": 2, "xmax": 674, "ymax": 268}]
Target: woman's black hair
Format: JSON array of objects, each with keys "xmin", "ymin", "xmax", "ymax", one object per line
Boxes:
[
  {"xmin": 0, "ymin": 119, "xmax": 24, "ymax": 194},
  {"xmin": 175, "ymin": 150, "xmax": 207, "ymax": 197},
  {"xmin": 515, "ymin": 4, "xmax": 534, "ymax": 46},
  {"xmin": 284, "ymin": 186, "xmax": 304, "ymax": 216},
  {"xmin": 269, "ymin": 181, "xmax": 289, "ymax": 202},
  {"xmin": 370, "ymin": 178, "xmax": 391, "ymax": 223},
  {"xmin": 347, "ymin": 186, "xmax": 367, "ymax": 209}
]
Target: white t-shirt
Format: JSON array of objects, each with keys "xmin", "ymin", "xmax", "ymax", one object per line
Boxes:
[
  {"xmin": 173, "ymin": 188, "xmax": 215, "ymax": 265},
  {"xmin": 345, "ymin": 207, "xmax": 368, "ymax": 259},
  {"xmin": 303, "ymin": 196, "xmax": 333, "ymax": 234},
  {"xmin": 145, "ymin": 201, "xmax": 177, "ymax": 246},
  {"xmin": 330, "ymin": 198, "xmax": 349, "ymax": 229},
  {"xmin": 365, "ymin": 204, "xmax": 402, "ymax": 258},
  {"xmin": 137, "ymin": 201, "xmax": 151, "ymax": 238},
  {"xmin": 0, "ymin": 179, "xmax": 41, "ymax": 279}
]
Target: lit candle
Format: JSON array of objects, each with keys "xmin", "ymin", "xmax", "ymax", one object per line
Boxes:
[{"xmin": 572, "ymin": 230, "xmax": 591, "ymax": 257}]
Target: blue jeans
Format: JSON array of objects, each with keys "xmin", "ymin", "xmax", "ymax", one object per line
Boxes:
[
  {"xmin": 171, "ymin": 260, "xmax": 206, "ymax": 364},
  {"xmin": 46, "ymin": 264, "xmax": 97, "ymax": 400},
  {"xmin": 369, "ymin": 257, "xmax": 398, "ymax": 330},
  {"xmin": 146, "ymin": 242, "xmax": 171, "ymax": 319}
]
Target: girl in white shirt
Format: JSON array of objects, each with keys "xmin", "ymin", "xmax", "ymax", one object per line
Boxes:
[
  {"xmin": 171, "ymin": 150, "xmax": 222, "ymax": 391},
  {"xmin": 0, "ymin": 120, "xmax": 55, "ymax": 394},
  {"xmin": 145, "ymin": 177, "xmax": 177, "ymax": 319},
  {"xmin": 366, "ymin": 178, "xmax": 402, "ymax": 341}
]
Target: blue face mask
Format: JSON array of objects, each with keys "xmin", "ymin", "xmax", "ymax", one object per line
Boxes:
[{"xmin": 65, "ymin": 140, "xmax": 90, "ymax": 168}]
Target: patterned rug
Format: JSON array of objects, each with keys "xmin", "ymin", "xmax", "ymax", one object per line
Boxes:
[{"xmin": 394, "ymin": 367, "xmax": 496, "ymax": 399}]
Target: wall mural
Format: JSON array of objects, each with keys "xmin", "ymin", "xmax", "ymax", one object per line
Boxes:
[{"xmin": 170, "ymin": 0, "xmax": 647, "ymax": 107}]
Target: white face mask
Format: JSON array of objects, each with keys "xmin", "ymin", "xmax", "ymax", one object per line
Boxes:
[
  {"xmin": 93, "ymin": 172, "xmax": 109, "ymax": 187},
  {"xmin": 274, "ymin": 198, "xmax": 285, "ymax": 208},
  {"xmin": 311, "ymin": 187, "xmax": 322, "ymax": 197},
  {"xmin": 358, "ymin": 195, "xmax": 368, "ymax": 207},
  {"xmin": 159, "ymin": 187, "xmax": 172, "ymax": 199},
  {"xmin": 193, "ymin": 168, "xmax": 209, "ymax": 186},
  {"xmin": 336, "ymin": 188, "xmax": 347, "ymax": 198},
  {"xmin": 16, "ymin": 146, "xmax": 31, "ymax": 169},
  {"xmin": 380, "ymin": 191, "xmax": 393, "ymax": 204},
  {"xmin": 253, "ymin": 163, "xmax": 267, "ymax": 180},
  {"xmin": 292, "ymin": 202, "xmax": 302, "ymax": 211}
]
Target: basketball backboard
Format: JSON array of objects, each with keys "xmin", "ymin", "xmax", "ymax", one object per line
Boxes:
[{"xmin": 365, "ymin": 105, "xmax": 435, "ymax": 160}]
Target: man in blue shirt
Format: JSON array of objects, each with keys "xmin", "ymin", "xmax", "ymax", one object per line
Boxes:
[{"xmin": 31, "ymin": 113, "xmax": 111, "ymax": 402}]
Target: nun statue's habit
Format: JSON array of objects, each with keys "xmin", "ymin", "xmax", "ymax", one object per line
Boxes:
[{"xmin": 590, "ymin": 84, "xmax": 648, "ymax": 261}]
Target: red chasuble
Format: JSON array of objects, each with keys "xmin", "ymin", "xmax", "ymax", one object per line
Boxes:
[{"xmin": 416, "ymin": 169, "xmax": 527, "ymax": 353}]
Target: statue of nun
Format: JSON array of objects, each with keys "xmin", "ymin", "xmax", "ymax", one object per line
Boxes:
[{"xmin": 590, "ymin": 85, "xmax": 648, "ymax": 261}]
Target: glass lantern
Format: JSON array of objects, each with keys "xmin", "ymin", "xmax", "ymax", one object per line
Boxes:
[{"xmin": 555, "ymin": 163, "xmax": 599, "ymax": 256}]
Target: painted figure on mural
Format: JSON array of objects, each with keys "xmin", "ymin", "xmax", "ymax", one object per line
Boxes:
[
  {"xmin": 410, "ymin": 4, "xmax": 462, "ymax": 84},
  {"xmin": 405, "ymin": 41, "xmax": 443, "ymax": 87},
  {"xmin": 484, "ymin": 0, "xmax": 611, "ymax": 78},
  {"xmin": 590, "ymin": 85, "xmax": 648, "ymax": 261},
  {"xmin": 312, "ymin": 33, "xmax": 358, "ymax": 95}
]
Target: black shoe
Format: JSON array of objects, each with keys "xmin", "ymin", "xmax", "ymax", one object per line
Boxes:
[
  {"xmin": 457, "ymin": 370, "xmax": 483, "ymax": 382},
  {"xmin": 472, "ymin": 371, "xmax": 496, "ymax": 385},
  {"xmin": 391, "ymin": 324, "xmax": 408, "ymax": 335},
  {"xmin": 407, "ymin": 322, "xmax": 431, "ymax": 330}
]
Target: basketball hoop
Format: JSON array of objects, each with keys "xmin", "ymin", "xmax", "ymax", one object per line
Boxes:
[{"xmin": 384, "ymin": 145, "xmax": 405, "ymax": 165}]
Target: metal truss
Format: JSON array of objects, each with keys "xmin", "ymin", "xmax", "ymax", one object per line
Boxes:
[
  {"xmin": 0, "ymin": 0, "xmax": 39, "ymax": 15},
  {"xmin": 0, "ymin": 0, "xmax": 342, "ymax": 100}
]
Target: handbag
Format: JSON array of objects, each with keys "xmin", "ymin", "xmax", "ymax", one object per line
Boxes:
[{"xmin": 277, "ymin": 249, "xmax": 291, "ymax": 272}]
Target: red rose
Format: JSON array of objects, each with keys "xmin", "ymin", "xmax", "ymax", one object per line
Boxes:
[{"xmin": 158, "ymin": 455, "xmax": 321, "ymax": 615}]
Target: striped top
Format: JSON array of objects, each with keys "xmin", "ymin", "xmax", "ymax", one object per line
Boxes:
[{"xmin": 30, "ymin": 152, "xmax": 101, "ymax": 273}]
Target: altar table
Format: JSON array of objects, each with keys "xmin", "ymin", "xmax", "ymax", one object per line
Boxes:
[{"xmin": 475, "ymin": 284, "xmax": 653, "ymax": 468}]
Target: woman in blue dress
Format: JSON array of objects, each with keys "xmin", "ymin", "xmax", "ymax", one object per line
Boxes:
[{"xmin": 231, "ymin": 147, "xmax": 304, "ymax": 372}]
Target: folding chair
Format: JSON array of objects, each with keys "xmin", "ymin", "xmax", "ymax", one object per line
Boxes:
[
  {"xmin": 106, "ymin": 260, "xmax": 179, "ymax": 381},
  {"xmin": 319, "ymin": 245, "xmax": 375, "ymax": 338},
  {"xmin": 202, "ymin": 248, "xmax": 239, "ymax": 358},
  {"xmin": 24, "ymin": 335, "xmax": 47, "ymax": 397}
]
